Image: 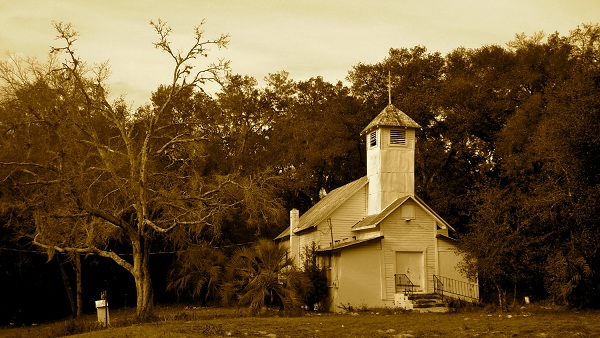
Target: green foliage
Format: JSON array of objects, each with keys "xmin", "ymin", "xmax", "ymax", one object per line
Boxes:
[
  {"xmin": 267, "ymin": 75, "xmax": 364, "ymax": 209},
  {"xmin": 545, "ymin": 252, "xmax": 594, "ymax": 306},
  {"xmin": 300, "ymin": 242, "xmax": 328, "ymax": 311},
  {"xmin": 167, "ymin": 243, "xmax": 225, "ymax": 305},
  {"xmin": 459, "ymin": 24, "xmax": 600, "ymax": 308},
  {"xmin": 2, "ymin": 17, "xmax": 600, "ymax": 316},
  {"xmin": 221, "ymin": 239, "xmax": 308, "ymax": 316},
  {"xmin": 0, "ymin": 20, "xmax": 259, "ymax": 319}
]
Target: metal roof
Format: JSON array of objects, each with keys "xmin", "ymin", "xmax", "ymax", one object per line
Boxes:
[
  {"xmin": 316, "ymin": 235, "xmax": 384, "ymax": 252},
  {"xmin": 351, "ymin": 195, "xmax": 455, "ymax": 233},
  {"xmin": 351, "ymin": 196, "xmax": 410, "ymax": 230},
  {"xmin": 274, "ymin": 176, "xmax": 368, "ymax": 240},
  {"xmin": 360, "ymin": 104, "xmax": 421, "ymax": 136}
]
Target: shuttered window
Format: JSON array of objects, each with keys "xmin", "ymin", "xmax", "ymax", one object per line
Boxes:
[
  {"xmin": 369, "ymin": 131, "xmax": 377, "ymax": 147},
  {"xmin": 390, "ymin": 129, "xmax": 406, "ymax": 145}
]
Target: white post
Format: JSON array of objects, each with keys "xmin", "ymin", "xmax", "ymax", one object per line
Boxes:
[{"xmin": 289, "ymin": 208, "xmax": 300, "ymax": 267}]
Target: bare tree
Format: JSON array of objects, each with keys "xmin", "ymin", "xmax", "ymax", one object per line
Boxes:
[{"xmin": 0, "ymin": 20, "xmax": 282, "ymax": 319}]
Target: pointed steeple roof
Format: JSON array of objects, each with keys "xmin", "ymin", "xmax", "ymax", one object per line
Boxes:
[{"xmin": 360, "ymin": 104, "xmax": 421, "ymax": 136}]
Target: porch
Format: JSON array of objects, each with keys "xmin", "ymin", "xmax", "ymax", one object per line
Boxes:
[{"xmin": 393, "ymin": 274, "xmax": 479, "ymax": 310}]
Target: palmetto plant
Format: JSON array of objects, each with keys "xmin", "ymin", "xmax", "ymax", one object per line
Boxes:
[
  {"xmin": 167, "ymin": 243, "xmax": 226, "ymax": 305},
  {"xmin": 222, "ymin": 239, "xmax": 311, "ymax": 315}
]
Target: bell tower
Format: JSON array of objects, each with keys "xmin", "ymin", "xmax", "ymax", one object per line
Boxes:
[{"xmin": 361, "ymin": 104, "xmax": 421, "ymax": 215}]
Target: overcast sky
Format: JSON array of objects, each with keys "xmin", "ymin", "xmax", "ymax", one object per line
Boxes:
[{"xmin": 2, "ymin": 0, "xmax": 599, "ymax": 107}]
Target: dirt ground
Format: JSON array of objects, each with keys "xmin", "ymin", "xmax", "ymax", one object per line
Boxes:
[{"xmin": 1, "ymin": 304, "xmax": 599, "ymax": 337}]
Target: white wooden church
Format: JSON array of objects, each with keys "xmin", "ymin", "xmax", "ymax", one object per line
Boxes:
[{"xmin": 275, "ymin": 103, "xmax": 478, "ymax": 311}]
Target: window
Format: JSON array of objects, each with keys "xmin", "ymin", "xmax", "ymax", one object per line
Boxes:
[
  {"xmin": 369, "ymin": 131, "xmax": 377, "ymax": 147},
  {"xmin": 390, "ymin": 129, "xmax": 406, "ymax": 145}
]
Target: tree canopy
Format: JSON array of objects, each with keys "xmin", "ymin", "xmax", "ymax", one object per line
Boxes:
[
  {"xmin": 0, "ymin": 20, "xmax": 280, "ymax": 319},
  {"xmin": 1, "ymin": 21, "xmax": 599, "ymax": 319}
]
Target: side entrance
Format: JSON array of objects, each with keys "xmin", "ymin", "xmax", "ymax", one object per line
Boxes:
[{"xmin": 396, "ymin": 251, "xmax": 424, "ymax": 292}]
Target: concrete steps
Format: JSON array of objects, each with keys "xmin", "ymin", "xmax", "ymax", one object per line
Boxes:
[
  {"xmin": 394, "ymin": 293, "xmax": 448, "ymax": 312},
  {"xmin": 410, "ymin": 294, "xmax": 442, "ymax": 307}
]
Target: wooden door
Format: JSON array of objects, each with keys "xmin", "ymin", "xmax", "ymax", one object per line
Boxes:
[{"xmin": 396, "ymin": 251, "xmax": 424, "ymax": 291}]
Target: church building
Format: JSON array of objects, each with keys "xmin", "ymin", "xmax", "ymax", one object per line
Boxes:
[{"xmin": 275, "ymin": 103, "xmax": 478, "ymax": 311}]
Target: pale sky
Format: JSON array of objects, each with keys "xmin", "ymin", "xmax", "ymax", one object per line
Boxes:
[{"xmin": 1, "ymin": 0, "xmax": 599, "ymax": 107}]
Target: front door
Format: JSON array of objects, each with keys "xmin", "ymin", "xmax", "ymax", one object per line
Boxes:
[{"xmin": 396, "ymin": 251, "xmax": 424, "ymax": 292}]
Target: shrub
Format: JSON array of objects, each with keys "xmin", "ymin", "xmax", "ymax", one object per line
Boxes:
[
  {"xmin": 301, "ymin": 242, "xmax": 328, "ymax": 311},
  {"xmin": 221, "ymin": 239, "xmax": 308, "ymax": 316},
  {"xmin": 167, "ymin": 242, "xmax": 226, "ymax": 306}
]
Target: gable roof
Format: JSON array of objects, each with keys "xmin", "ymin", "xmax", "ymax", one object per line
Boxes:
[
  {"xmin": 316, "ymin": 235, "xmax": 384, "ymax": 253},
  {"xmin": 351, "ymin": 194, "xmax": 455, "ymax": 232},
  {"xmin": 360, "ymin": 104, "xmax": 421, "ymax": 136},
  {"xmin": 274, "ymin": 176, "xmax": 368, "ymax": 240},
  {"xmin": 413, "ymin": 195, "xmax": 454, "ymax": 232},
  {"xmin": 352, "ymin": 196, "xmax": 411, "ymax": 231}
]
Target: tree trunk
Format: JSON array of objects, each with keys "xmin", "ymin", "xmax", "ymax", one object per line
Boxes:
[
  {"xmin": 134, "ymin": 272, "xmax": 153, "ymax": 320},
  {"xmin": 495, "ymin": 282, "xmax": 508, "ymax": 312},
  {"xmin": 512, "ymin": 285, "xmax": 517, "ymax": 310},
  {"xmin": 132, "ymin": 240, "xmax": 154, "ymax": 320},
  {"xmin": 75, "ymin": 253, "xmax": 82, "ymax": 317},
  {"xmin": 57, "ymin": 257, "xmax": 77, "ymax": 318}
]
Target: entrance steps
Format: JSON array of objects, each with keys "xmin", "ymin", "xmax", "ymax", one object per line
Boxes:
[
  {"xmin": 410, "ymin": 294, "xmax": 448, "ymax": 312},
  {"xmin": 394, "ymin": 293, "xmax": 448, "ymax": 313}
]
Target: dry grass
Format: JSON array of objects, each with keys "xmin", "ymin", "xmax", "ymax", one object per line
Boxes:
[{"xmin": 1, "ymin": 305, "xmax": 599, "ymax": 337}]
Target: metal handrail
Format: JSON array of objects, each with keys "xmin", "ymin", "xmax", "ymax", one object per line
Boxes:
[
  {"xmin": 433, "ymin": 275, "xmax": 479, "ymax": 302},
  {"xmin": 433, "ymin": 274, "xmax": 444, "ymax": 300},
  {"xmin": 395, "ymin": 274, "xmax": 414, "ymax": 296}
]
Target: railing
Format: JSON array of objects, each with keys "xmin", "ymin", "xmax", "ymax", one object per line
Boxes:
[
  {"xmin": 433, "ymin": 274, "xmax": 444, "ymax": 299},
  {"xmin": 433, "ymin": 275, "xmax": 479, "ymax": 302},
  {"xmin": 395, "ymin": 274, "xmax": 414, "ymax": 296}
]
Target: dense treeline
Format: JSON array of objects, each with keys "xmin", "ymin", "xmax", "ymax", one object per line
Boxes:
[
  {"xmin": 361, "ymin": 26, "xmax": 599, "ymax": 309},
  {"xmin": 0, "ymin": 22, "xmax": 598, "ymax": 321}
]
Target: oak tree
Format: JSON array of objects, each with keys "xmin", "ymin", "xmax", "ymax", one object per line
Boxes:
[{"xmin": 0, "ymin": 20, "xmax": 282, "ymax": 319}]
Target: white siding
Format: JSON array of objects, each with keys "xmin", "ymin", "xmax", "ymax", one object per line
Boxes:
[
  {"xmin": 304, "ymin": 185, "xmax": 367, "ymax": 251},
  {"xmin": 367, "ymin": 127, "xmax": 417, "ymax": 214},
  {"xmin": 380, "ymin": 199, "xmax": 436, "ymax": 298},
  {"xmin": 438, "ymin": 238, "xmax": 468, "ymax": 282},
  {"xmin": 297, "ymin": 229, "xmax": 318, "ymax": 268},
  {"xmin": 328, "ymin": 185, "xmax": 367, "ymax": 244},
  {"xmin": 296, "ymin": 186, "xmax": 367, "ymax": 267},
  {"xmin": 330, "ymin": 241, "xmax": 388, "ymax": 310}
]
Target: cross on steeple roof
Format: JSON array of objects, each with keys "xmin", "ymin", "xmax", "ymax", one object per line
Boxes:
[{"xmin": 388, "ymin": 71, "xmax": 392, "ymax": 105}]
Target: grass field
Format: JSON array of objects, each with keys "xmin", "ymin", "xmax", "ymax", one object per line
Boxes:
[{"xmin": 1, "ymin": 304, "xmax": 599, "ymax": 337}]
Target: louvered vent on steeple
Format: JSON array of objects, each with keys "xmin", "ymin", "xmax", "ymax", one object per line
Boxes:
[
  {"xmin": 390, "ymin": 129, "xmax": 406, "ymax": 145},
  {"xmin": 369, "ymin": 131, "xmax": 377, "ymax": 147},
  {"xmin": 364, "ymin": 104, "xmax": 420, "ymax": 215}
]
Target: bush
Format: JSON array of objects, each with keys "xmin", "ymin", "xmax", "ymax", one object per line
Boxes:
[
  {"xmin": 221, "ymin": 239, "xmax": 308, "ymax": 316},
  {"xmin": 301, "ymin": 242, "xmax": 328, "ymax": 311},
  {"xmin": 167, "ymin": 243, "xmax": 226, "ymax": 306}
]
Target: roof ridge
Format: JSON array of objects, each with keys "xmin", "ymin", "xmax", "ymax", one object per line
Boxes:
[
  {"xmin": 274, "ymin": 176, "xmax": 368, "ymax": 239},
  {"xmin": 360, "ymin": 104, "xmax": 421, "ymax": 135}
]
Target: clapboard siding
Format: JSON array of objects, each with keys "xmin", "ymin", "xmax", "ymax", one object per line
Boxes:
[
  {"xmin": 333, "ymin": 241, "xmax": 385, "ymax": 309},
  {"xmin": 298, "ymin": 229, "xmax": 318, "ymax": 260},
  {"xmin": 380, "ymin": 199, "xmax": 436, "ymax": 298},
  {"xmin": 309, "ymin": 185, "xmax": 367, "ymax": 250},
  {"xmin": 329, "ymin": 185, "xmax": 367, "ymax": 243},
  {"xmin": 437, "ymin": 236, "xmax": 472, "ymax": 284},
  {"xmin": 437, "ymin": 237, "xmax": 457, "ymax": 251}
]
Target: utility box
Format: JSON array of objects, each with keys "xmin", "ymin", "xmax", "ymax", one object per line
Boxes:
[{"xmin": 95, "ymin": 299, "xmax": 109, "ymax": 326}]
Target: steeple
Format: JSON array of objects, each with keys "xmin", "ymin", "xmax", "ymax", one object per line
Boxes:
[{"xmin": 361, "ymin": 104, "xmax": 421, "ymax": 215}]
